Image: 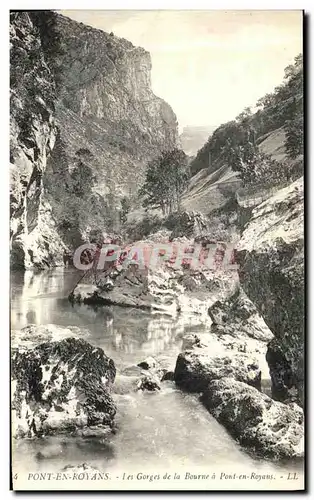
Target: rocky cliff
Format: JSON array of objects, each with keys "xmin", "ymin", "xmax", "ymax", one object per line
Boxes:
[
  {"xmin": 10, "ymin": 11, "xmax": 178, "ymax": 268},
  {"xmin": 237, "ymin": 177, "xmax": 304, "ymax": 406},
  {"xmin": 10, "ymin": 12, "xmax": 64, "ymax": 269}
]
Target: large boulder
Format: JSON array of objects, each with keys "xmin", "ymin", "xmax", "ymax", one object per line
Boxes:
[
  {"xmin": 208, "ymin": 288, "xmax": 274, "ymax": 342},
  {"xmin": 70, "ymin": 248, "xmax": 239, "ymax": 316},
  {"xmin": 237, "ymin": 178, "xmax": 304, "ymax": 406},
  {"xmin": 11, "ymin": 337, "xmax": 116, "ymax": 438},
  {"xmin": 201, "ymin": 377, "xmax": 304, "ymax": 460},
  {"xmin": 174, "ymin": 350, "xmax": 261, "ymax": 392}
]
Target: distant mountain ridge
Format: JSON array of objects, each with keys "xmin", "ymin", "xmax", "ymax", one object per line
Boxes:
[{"xmin": 180, "ymin": 125, "xmax": 216, "ymax": 157}]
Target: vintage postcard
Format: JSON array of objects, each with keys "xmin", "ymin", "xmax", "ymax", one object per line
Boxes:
[{"xmin": 10, "ymin": 8, "xmax": 304, "ymax": 491}]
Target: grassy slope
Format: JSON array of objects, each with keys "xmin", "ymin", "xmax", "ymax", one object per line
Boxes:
[{"xmin": 181, "ymin": 126, "xmax": 295, "ymax": 215}]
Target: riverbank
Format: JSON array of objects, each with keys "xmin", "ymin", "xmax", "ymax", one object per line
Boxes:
[{"xmin": 11, "ymin": 269, "xmax": 304, "ymax": 488}]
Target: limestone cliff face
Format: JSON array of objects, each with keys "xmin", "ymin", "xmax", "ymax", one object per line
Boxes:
[
  {"xmin": 10, "ymin": 12, "xmax": 65, "ymax": 268},
  {"xmin": 236, "ymin": 177, "xmax": 304, "ymax": 406},
  {"xmin": 47, "ymin": 13, "xmax": 178, "ymax": 192},
  {"xmin": 10, "ymin": 11, "xmax": 179, "ymax": 267}
]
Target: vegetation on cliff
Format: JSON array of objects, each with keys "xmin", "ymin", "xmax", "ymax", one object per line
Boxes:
[{"xmin": 190, "ymin": 54, "xmax": 303, "ymax": 187}]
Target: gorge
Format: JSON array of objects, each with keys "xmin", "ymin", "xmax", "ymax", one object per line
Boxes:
[
  {"xmin": 10, "ymin": 11, "xmax": 178, "ymax": 269},
  {"xmin": 10, "ymin": 10, "xmax": 304, "ymax": 490}
]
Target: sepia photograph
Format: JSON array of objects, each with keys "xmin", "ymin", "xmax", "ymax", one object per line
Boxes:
[{"xmin": 9, "ymin": 7, "xmax": 304, "ymax": 491}]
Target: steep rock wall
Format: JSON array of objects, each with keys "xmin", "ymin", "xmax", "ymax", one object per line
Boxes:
[
  {"xmin": 42, "ymin": 12, "xmax": 178, "ymax": 243},
  {"xmin": 10, "ymin": 12, "xmax": 64, "ymax": 268},
  {"xmin": 10, "ymin": 11, "xmax": 179, "ymax": 267},
  {"xmin": 236, "ymin": 177, "xmax": 304, "ymax": 406}
]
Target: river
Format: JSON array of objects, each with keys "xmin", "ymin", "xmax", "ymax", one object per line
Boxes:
[{"xmin": 11, "ymin": 269, "xmax": 304, "ymax": 488}]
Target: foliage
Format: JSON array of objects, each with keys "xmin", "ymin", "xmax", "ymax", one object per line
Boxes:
[
  {"xmin": 30, "ymin": 10, "xmax": 66, "ymax": 90},
  {"xmin": 126, "ymin": 213, "xmax": 164, "ymax": 241},
  {"xmin": 227, "ymin": 139, "xmax": 260, "ymax": 185},
  {"xmin": 139, "ymin": 148, "xmax": 188, "ymax": 214},
  {"xmin": 120, "ymin": 196, "xmax": 131, "ymax": 225},
  {"xmin": 284, "ymin": 109, "xmax": 303, "ymax": 159},
  {"xmin": 190, "ymin": 53, "xmax": 303, "ymax": 180},
  {"xmin": 71, "ymin": 149, "xmax": 96, "ymax": 196},
  {"xmin": 44, "ymin": 143, "xmax": 110, "ymax": 247}
]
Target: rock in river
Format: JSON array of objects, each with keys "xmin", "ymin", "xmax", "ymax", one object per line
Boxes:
[
  {"xmin": 174, "ymin": 350, "xmax": 261, "ymax": 392},
  {"xmin": 201, "ymin": 377, "xmax": 304, "ymax": 460},
  {"xmin": 115, "ymin": 357, "xmax": 165, "ymax": 393},
  {"xmin": 11, "ymin": 337, "xmax": 116, "ymax": 438},
  {"xmin": 70, "ymin": 252, "xmax": 239, "ymax": 316},
  {"xmin": 137, "ymin": 356, "xmax": 159, "ymax": 371}
]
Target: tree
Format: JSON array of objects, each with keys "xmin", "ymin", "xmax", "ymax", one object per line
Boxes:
[
  {"xmin": 236, "ymin": 107, "xmax": 252, "ymax": 123},
  {"xmin": 120, "ymin": 196, "xmax": 131, "ymax": 224},
  {"xmin": 139, "ymin": 148, "xmax": 188, "ymax": 215},
  {"xmin": 284, "ymin": 53, "xmax": 303, "ymax": 80},
  {"xmin": 228, "ymin": 136, "xmax": 260, "ymax": 185},
  {"xmin": 72, "ymin": 149, "xmax": 95, "ymax": 196},
  {"xmin": 284, "ymin": 115, "xmax": 303, "ymax": 159}
]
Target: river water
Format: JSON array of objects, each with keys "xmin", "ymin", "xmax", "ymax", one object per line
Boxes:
[{"xmin": 11, "ymin": 269, "xmax": 304, "ymax": 488}]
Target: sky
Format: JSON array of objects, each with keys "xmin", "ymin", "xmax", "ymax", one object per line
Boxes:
[{"xmin": 61, "ymin": 10, "xmax": 303, "ymax": 131}]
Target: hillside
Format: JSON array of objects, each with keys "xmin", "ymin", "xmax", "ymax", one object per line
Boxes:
[
  {"xmin": 182, "ymin": 53, "xmax": 303, "ymax": 215},
  {"xmin": 181, "ymin": 125, "xmax": 302, "ymax": 215},
  {"xmin": 189, "ymin": 53, "xmax": 303, "ymax": 179}
]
